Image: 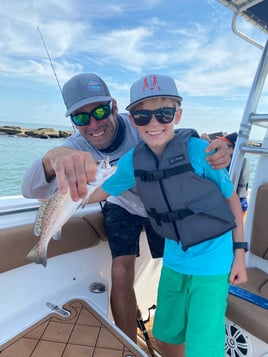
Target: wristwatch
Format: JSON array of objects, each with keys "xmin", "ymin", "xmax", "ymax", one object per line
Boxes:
[{"xmin": 233, "ymin": 242, "xmax": 248, "ymax": 252}]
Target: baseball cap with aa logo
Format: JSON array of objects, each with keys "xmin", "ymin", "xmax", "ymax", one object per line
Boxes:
[{"xmin": 126, "ymin": 74, "xmax": 183, "ymax": 111}]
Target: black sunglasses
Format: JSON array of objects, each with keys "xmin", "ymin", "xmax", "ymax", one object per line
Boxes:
[
  {"xmin": 131, "ymin": 107, "xmax": 176, "ymax": 126},
  {"xmin": 71, "ymin": 104, "xmax": 111, "ymax": 126}
]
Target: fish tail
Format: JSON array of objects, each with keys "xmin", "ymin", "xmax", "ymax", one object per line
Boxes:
[{"xmin": 26, "ymin": 243, "xmax": 47, "ymax": 267}]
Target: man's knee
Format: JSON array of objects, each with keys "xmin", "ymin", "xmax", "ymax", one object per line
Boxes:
[{"xmin": 111, "ymin": 255, "xmax": 136, "ymax": 286}]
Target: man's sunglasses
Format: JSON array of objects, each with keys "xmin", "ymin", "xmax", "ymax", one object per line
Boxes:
[
  {"xmin": 130, "ymin": 107, "xmax": 176, "ymax": 126},
  {"xmin": 71, "ymin": 104, "xmax": 111, "ymax": 126}
]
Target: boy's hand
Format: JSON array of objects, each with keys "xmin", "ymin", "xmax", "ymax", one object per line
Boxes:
[{"xmin": 229, "ymin": 251, "xmax": 248, "ymax": 285}]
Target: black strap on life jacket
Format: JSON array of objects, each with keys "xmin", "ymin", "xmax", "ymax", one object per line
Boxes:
[
  {"xmin": 147, "ymin": 207, "xmax": 194, "ymax": 226},
  {"xmin": 134, "ymin": 163, "xmax": 193, "ymax": 182}
]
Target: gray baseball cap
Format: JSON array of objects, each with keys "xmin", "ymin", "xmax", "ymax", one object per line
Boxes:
[
  {"xmin": 62, "ymin": 73, "xmax": 112, "ymax": 117},
  {"xmin": 126, "ymin": 74, "xmax": 182, "ymax": 111}
]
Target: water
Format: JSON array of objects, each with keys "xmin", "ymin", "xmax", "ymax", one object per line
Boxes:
[
  {"xmin": 0, "ymin": 135, "xmax": 64, "ymax": 197},
  {"xmin": 0, "ymin": 133, "xmax": 259, "ymax": 197}
]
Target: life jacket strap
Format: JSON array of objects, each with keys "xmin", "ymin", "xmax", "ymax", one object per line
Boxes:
[
  {"xmin": 134, "ymin": 163, "xmax": 193, "ymax": 182},
  {"xmin": 148, "ymin": 207, "xmax": 194, "ymax": 226}
]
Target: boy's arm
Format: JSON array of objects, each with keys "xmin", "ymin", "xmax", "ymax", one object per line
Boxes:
[
  {"xmin": 88, "ymin": 187, "xmax": 109, "ymax": 204},
  {"xmin": 227, "ymin": 192, "xmax": 248, "ymax": 285},
  {"xmin": 88, "ymin": 149, "xmax": 135, "ymax": 205}
]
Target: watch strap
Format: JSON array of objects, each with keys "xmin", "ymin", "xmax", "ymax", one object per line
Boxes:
[{"xmin": 233, "ymin": 242, "xmax": 248, "ymax": 252}]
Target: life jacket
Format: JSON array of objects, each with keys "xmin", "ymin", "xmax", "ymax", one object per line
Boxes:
[{"xmin": 133, "ymin": 129, "xmax": 236, "ymax": 251}]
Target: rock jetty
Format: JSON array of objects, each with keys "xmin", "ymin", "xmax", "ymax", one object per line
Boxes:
[{"xmin": 0, "ymin": 125, "xmax": 73, "ymax": 139}]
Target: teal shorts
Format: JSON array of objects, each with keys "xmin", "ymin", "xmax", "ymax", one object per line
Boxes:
[{"xmin": 152, "ymin": 266, "xmax": 229, "ymax": 357}]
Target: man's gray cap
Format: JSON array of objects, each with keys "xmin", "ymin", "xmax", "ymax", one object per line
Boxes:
[
  {"xmin": 126, "ymin": 74, "xmax": 182, "ymax": 111},
  {"xmin": 62, "ymin": 73, "xmax": 112, "ymax": 117}
]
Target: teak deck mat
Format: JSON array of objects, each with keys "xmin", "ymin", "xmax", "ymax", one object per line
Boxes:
[{"xmin": 0, "ymin": 299, "xmax": 146, "ymax": 357}]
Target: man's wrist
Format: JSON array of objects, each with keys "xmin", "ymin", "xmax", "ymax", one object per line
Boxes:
[{"xmin": 42, "ymin": 150, "xmax": 55, "ymax": 182}]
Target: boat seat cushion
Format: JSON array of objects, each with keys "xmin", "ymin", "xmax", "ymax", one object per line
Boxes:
[
  {"xmin": 0, "ymin": 215, "xmax": 102, "ymax": 273},
  {"xmin": 226, "ymin": 183, "xmax": 268, "ymax": 343},
  {"xmin": 250, "ymin": 183, "xmax": 268, "ymax": 259},
  {"xmin": 226, "ymin": 268, "xmax": 268, "ymax": 343},
  {"xmin": 82, "ymin": 212, "xmax": 107, "ymax": 241},
  {"xmin": 260, "ymin": 279, "xmax": 268, "ymax": 296}
]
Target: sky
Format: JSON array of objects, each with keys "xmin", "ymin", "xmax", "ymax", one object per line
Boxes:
[{"xmin": 0, "ymin": 0, "xmax": 267, "ymax": 139}]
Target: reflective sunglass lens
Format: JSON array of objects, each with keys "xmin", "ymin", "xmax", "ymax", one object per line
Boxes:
[
  {"xmin": 94, "ymin": 105, "xmax": 110, "ymax": 120},
  {"xmin": 132, "ymin": 112, "xmax": 151, "ymax": 126},
  {"xmin": 158, "ymin": 108, "xmax": 176, "ymax": 122},
  {"xmin": 71, "ymin": 104, "xmax": 111, "ymax": 126},
  {"xmin": 72, "ymin": 113, "xmax": 90, "ymax": 126},
  {"xmin": 131, "ymin": 107, "xmax": 176, "ymax": 126}
]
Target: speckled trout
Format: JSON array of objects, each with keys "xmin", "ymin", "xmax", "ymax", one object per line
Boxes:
[{"xmin": 26, "ymin": 157, "xmax": 116, "ymax": 267}]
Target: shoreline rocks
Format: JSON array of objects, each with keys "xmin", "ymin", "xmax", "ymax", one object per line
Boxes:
[
  {"xmin": 0, "ymin": 125, "xmax": 262, "ymax": 146},
  {"xmin": 0, "ymin": 125, "xmax": 73, "ymax": 139}
]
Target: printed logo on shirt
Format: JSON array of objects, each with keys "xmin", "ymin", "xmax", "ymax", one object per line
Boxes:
[{"xmin": 169, "ymin": 155, "xmax": 184, "ymax": 164}]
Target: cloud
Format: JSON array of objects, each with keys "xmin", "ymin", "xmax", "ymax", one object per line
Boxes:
[{"xmin": 0, "ymin": 0, "xmax": 267, "ymax": 134}]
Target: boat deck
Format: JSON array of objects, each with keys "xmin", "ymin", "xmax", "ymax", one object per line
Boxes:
[{"xmin": 0, "ymin": 299, "xmax": 147, "ymax": 357}]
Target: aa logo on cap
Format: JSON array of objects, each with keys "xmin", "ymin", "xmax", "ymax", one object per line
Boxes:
[{"xmin": 143, "ymin": 75, "xmax": 161, "ymax": 93}]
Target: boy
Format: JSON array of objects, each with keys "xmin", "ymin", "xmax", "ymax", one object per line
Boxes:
[{"xmin": 90, "ymin": 74, "xmax": 248, "ymax": 357}]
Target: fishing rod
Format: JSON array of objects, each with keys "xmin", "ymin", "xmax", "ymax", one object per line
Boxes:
[
  {"xmin": 37, "ymin": 26, "xmax": 62, "ymax": 95},
  {"xmin": 37, "ymin": 26, "xmax": 76, "ymax": 132},
  {"xmin": 137, "ymin": 305, "xmax": 156, "ymax": 357}
]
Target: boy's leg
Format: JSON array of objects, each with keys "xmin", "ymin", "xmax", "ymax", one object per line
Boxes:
[
  {"xmin": 152, "ymin": 267, "xmax": 228, "ymax": 357},
  {"xmin": 153, "ymin": 266, "xmax": 187, "ymax": 356},
  {"xmin": 156, "ymin": 340, "xmax": 185, "ymax": 357},
  {"xmin": 186, "ymin": 274, "xmax": 229, "ymax": 357}
]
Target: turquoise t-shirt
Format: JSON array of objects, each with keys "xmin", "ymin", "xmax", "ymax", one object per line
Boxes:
[{"xmin": 102, "ymin": 136, "xmax": 234, "ymax": 276}]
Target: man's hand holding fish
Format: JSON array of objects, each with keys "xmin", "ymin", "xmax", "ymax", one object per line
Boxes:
[
  {"xmin": 26, "ymin": 157, "xmax": 116, "ymax": 267},
  {"xmin": 42, "ymin": 147, "xmax": 98, "ymax": 201}
]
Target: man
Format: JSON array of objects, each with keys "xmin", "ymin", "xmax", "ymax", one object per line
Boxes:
[{"xmin": 22, "ymin": 73, "xmax": 230, "ymax": 342}]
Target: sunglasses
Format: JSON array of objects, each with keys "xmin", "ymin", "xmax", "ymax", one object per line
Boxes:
[
  {"xmin": 71, "ymin": 104, "xmax": 111, "ymax": 126},
  {"xmin": 131, "ymin": 107, "xmax": 176, "ymax": 126}
]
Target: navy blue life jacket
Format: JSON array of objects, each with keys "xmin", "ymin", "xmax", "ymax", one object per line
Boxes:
[{"xmin": 133, "ymin": 129, "xmax": 236, "ymax": 251}]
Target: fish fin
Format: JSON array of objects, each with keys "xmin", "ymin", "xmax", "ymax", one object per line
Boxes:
[
  {"xmin": 81, "ymin": 199, "xmax": 88, "ymax": 209},
  {"xmin": 26, "ymin": 243, "xmax": 47, "ymax": 267},
  {"xmin": 52, "ymin": 230, "xmax": 62, "ymax": 241}
]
